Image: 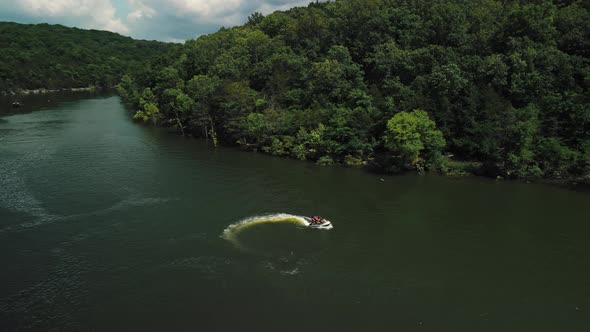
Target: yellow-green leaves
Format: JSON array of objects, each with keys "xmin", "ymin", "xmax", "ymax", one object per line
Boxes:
[
  {"xmin": 134, "ymin": 88, "xmax": 160, "ymax": 125},
  {"xmin": 384, "ymin": 110, "xmax": 446, "ymax": 168}
]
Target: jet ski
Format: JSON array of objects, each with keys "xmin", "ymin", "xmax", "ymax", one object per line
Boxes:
[{"xmin": 304, "ymin": 216, "xmax": 334, "ymax": 230}]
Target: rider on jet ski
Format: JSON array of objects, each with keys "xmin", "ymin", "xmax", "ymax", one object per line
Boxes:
[{"xmin": 311, "ymin": 216, "xmax": 323, "ymax": 225}]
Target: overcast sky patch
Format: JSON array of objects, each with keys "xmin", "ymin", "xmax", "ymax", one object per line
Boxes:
[{"xmin": 0, "ymin": 0, "xmax": 321, "ymax": 41}]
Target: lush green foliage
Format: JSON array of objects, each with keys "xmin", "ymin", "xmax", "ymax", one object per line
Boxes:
[
  {"xmin": 384, "ymin": 110, "xmax": 446, "ymax": 171},
  {"xmin": 118, "ymin": 0, "xmax": 590, "ymax": 179},
  {"xmin": 0, "ymin": 22, "xmax": 175, "ymax": 91}
]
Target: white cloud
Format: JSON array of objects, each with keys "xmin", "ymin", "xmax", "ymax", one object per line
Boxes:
[
  {"xmin": 9, "ymin": 0, "xmax": 128, "ymax": 34},
  {"xmin": 0, "ymin": 0, "xmax": 323, "ymax": 41},
  {"xmin": 125, "ymin": 0, "xmax": 319, "ymax": 40},
  {"xmin": 127, "ymin": 0, "xmax": 156, "ymax": 23}
]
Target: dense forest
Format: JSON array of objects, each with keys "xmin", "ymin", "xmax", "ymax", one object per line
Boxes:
[
  {"xmin": 0, "ymin": 22, "xmax": 176, "ymax": 92},
  {"xmin": 117, "ymin": 0, "xmax": 590, "ymax": 179}
]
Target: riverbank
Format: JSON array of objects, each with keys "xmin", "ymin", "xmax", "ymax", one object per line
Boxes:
[
  {"xmin": 184, "ymin": 126, "xmax": 590, "ymax": 188},
  {"xmin": 0, "ymin": 88, "xmax": 114, "ymax": 116},
  {"xmin": 210, "ymin": 136, "xmax": 590, "ymax": 186},
  {"xmin": 416, "ymin": 158, "xmax": 589, "ymax": 190},
  {"xmin": 2, "ymin": 86, "xmax": 99, "ymax": 96}
]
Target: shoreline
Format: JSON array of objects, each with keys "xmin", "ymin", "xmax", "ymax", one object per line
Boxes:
[
  {"xmin": 2, "ymin": 86, "xmax": 99, "ymax": 96},
  {"xmin": 158, "ymin": 126, "xmax": 590, "ymax": 190},
  {"xmin": 0, "ymin": 88, "xmax": 114, "ymax": 116}
]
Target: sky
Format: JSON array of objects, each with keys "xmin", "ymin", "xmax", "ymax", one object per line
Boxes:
[{"xmin": 0, "ymin": 0, "xmax": 321, "ymax": 42}]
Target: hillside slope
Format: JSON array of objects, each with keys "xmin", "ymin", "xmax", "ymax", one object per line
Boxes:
[
  {"xmin": 119, "ymin": 0, "xmax": 589, "ymax": 179},
  {"xmin": 0, "ymin": 22, "xmax": 176, "ymax": 92}
]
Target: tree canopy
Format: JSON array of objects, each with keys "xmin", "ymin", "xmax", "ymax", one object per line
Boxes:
[
  {"xmin": 384, "ymin": 110, "xmax": 446, "ymax": 171},
  {"xmin": 114, "ymin": 0, "xmax": 589, "ymax": 179},
  {"xmin": 0, "ymin": 22, "xmax": 176, "ymax": 92}
]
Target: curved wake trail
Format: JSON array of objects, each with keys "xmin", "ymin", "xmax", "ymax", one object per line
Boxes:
[{"xmin": 222, "ymin": 213, "xmax": 310, "ymax": 252}]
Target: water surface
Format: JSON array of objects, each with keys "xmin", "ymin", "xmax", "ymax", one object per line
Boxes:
[{"xmin": 1, "ymin": 95, "xmax": 589, "ymax": 331}]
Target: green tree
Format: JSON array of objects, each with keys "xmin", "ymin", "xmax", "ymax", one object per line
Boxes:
[
  {"xmin": 115, "ymin": 74, "xmax": 135, "ymax": 102},
  {"xmin": 0, "ymin": 22, "xmax": 173, "ymax": 92},
  {"xmin": 161, "ymin": 88, "xmax": 194, "ymax": 135},
  {"xmin": 185, "ymin": 74, "xmax": 221, "ymax": 138},
  {"xmin": 504, "ymin": 104, "xmax": 542, "ymax": 177},
  {"xmin": 247, "ymin": 12, "xmax": 265, "ymax": 26},
  {"xmin": 134, "ymin": 88, "xmax": 160, "ymax": 125},
  {"xmin": 243, "ymin": 113, "xmax": 267, "ymax": 146},
  {"xmin": 384, "ymin": 110, "xmax": 446, "ymax": 170}
]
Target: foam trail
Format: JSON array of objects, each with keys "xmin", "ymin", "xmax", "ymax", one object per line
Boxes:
[
  {"xmin": 222, "ymin": 213, "xmax": 310, "ymax": 252},
  {"xmin": 223, "ymin": 213, "xmax": 310, "ymax": 238}
]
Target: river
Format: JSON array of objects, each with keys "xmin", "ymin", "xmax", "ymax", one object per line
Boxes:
[{"xmin": 1, "ymin": 94, "xmax": 589, "ymax": 331}]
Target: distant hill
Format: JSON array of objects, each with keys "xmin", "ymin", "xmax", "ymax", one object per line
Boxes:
[{"xmin": 0, "ymin": 22, "xmax": 176, "ymax": 92}]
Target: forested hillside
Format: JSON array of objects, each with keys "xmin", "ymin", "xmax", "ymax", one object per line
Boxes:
[
  {"xmin": 117, "ymin": 0, "xmax": 590, "ymax": 179},
  {"xmin": 0, "ymin": 22, "xmax": 176, "ymax": 92}
]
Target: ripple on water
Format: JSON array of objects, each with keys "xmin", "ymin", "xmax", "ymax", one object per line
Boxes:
[
  {"xmin": 159, "ymin": 256, "xmax": 233, "ymax": 278},
  {"xmin": 0, "ymin": 194, "xmax": 175, "ymax": 234},
  {"xmin": 0, "ymin": 245, "xmax": 89, "ymax": 330}
]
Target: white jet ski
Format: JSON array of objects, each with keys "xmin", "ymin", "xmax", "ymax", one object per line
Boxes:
[{"xmin": 304, "ymin": 217, "xmax": 334, "ymax": 230}]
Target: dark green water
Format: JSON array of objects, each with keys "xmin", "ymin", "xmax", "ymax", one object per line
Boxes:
[{"xmin": 1, "ymin": 95, "xmax": 589, "ymax": 331}]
